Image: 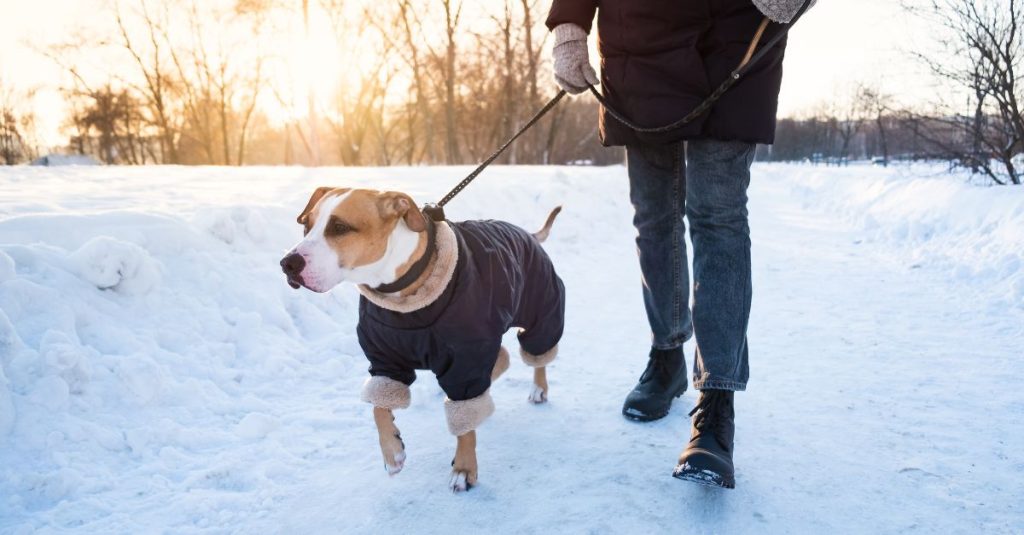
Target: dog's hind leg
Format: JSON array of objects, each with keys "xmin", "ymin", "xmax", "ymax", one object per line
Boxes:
[
  {"xmin": 530, "ymin": 367, "xmax": 549, "ymax": 404},
  {"xmin": 491, "ymin": 346, "xmax": 510, "ymax": 381},
  {"xmin": 520, "ymin": 345, "xmax": 558, "ymax": 404}
]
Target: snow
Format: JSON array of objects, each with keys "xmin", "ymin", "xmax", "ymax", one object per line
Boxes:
[
  {"xmin": 29, "ymin": 154, "xmax": 101, "ymax": 167},
  {"xmin": 779, "ymin": 162, "xmax": 1024, "ymax": 309},
  {"xmin": 69, "ymin": 236, "xmax": 162, "ymax": 295},
  {"xmin": 1, "ymin": 163, "xmax": 1022, "ymax": 533}
]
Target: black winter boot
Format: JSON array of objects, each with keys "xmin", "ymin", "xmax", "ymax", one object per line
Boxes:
[
  {"xmin": 621, "ymin": 347, "xmax": 688, "ymax": 422},
  {"xmin": 673, "ymin": 389, "xmax": 736, "ymax": 489}
]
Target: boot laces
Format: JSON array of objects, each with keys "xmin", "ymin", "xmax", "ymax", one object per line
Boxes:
[
  {"xmin": 688, "ymin": 391, "xmax": 732, "ymax": 443},
  {"xmin": 639, "ymin": 353, "xmax": 673, "ymax": 384}
]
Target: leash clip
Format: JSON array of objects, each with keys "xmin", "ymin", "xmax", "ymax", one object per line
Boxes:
[{"xmin": 423, "ymin": 203, "xmax": 446, "ymax": 222}]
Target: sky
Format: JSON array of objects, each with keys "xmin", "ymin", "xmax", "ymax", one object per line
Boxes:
[
  {"xmin": 0, "ymin": 0, "xmax": 938, "ymax": 148},
  {"xmin": 779, "ymin": 0, "xmax": 936, "ymax": 115}
]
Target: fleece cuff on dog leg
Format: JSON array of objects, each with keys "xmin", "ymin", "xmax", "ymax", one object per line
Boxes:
[
  {"xmin": 445, "ymin": 390, "xmax": 495, "ymax": 436},
  {"xmin": 361, "ymin": 376, "xmax": 411, "ymax": 410},
  {"xmin": 520, "ymin": 345, "xmax": 558, "ymax": 368}
]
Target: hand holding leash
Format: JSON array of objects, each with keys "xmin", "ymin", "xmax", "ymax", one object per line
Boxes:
[{"xmin": 552, "ymin": 23, "xmax": 598, "ymax": 95}]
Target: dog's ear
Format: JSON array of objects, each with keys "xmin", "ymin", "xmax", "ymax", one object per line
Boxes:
[
  {"xmin": 377, "ymin": 191, "xmax": 426, "ymax": 232},
  {"xmin": 297, "ymin": 187, "xmax": 335, "ymax": 226}
]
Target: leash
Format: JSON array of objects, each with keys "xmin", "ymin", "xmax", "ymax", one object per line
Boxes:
[
  {"xmin": 423, "ymin": 90, "xmax": 568, "ymax": 222},
  {"xmin": 423, "ymin": 0, "xmax": 812, "ymax": 222},
  {"xmin": 586, "ymin": 18, "xmax": 770, "ymax": 134}
]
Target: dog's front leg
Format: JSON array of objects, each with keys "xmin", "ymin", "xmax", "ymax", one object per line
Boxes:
[
  {"xmin": 362, "ymin": 376, "xmax": 411, "ymax": 475},
  {"xmin": 373, "ymin": 407, "xmax": 406, "ymax": 475},
  {"xmin": 449, "ymin": 430, "xmax": 478, "ymax": 492},
  {"xmin": 444, "ymin": 390, "xmax": 493, "ymax": 492}
]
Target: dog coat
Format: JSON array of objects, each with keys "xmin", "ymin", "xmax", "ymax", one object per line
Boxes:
[{"xmin": 357, "ymin": 220, "xmax": 565, "ymax": 403}]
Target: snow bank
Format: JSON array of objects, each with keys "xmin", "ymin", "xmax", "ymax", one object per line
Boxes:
[
  {"xmin": 0, "ymin": 174, "xmax": 369, "ymax": 530},
  {"xmin": 0, "ymin": 249, "xmax": 14, "ymax": 282},
  {"xmin": 69, "ymin": 236, "xmax": 161, "ymax": 295},
  {"xmin": 777, "ymin": 163, "xmax": 1024, "ymax": 308},
  {"xmin": 0, "ymin": 362, "xmax": 13, "ymax": 438}
]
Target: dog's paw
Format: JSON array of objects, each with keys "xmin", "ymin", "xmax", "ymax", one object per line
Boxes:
[
  {"xmin": 528, "ymin": 384, "xmax": 548, "ymax": 404},
  {"xmin": 449, "ymin": 469, "xmax": 476, "ymax": 493},
  {"xmin": 380, "ymin": 433, "xmax": 406, "ymax": 476},
  {"xmin": 385, "ymin": 449, "xmax": 406, "ymax": 475}
]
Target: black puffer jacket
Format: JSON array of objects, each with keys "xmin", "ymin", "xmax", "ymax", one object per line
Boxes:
[
  {"xmin": 546, "ymin": 0, "xmax": 788, "ymax": 146},
  {"xmin": 357, "ymin": 221, "xmax": 565, "ymax": 402}
]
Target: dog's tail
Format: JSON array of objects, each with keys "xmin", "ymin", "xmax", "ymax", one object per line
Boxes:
[{"xmin": 532, "ymin": 206, "xmax": 562, "ymax": 244}]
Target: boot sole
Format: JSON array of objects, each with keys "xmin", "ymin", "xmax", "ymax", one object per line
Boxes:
[
  {"xmin": 621, "ymin": 387, "xmax": 687, "ymax": 422},
  {"xmin": 672, "ymin": 465, "xmax": 735, "ymax": 489}
]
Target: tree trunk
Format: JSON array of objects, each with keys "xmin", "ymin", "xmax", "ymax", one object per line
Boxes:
[{"xmin": 443, "ymin": 0, "xmax": 461, "ymax": 164}]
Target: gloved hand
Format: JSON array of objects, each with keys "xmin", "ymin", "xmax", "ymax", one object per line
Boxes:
[
  {"xmin": 751, "ymin": 0, "xmax": 817, "ymax": 23},
  {"xmin": 552, "ymin": 23, "xmax": 599, "ymax": 95}
]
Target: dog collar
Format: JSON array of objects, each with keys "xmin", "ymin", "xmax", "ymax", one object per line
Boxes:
[{"xmin": 373, "ymin": 215, "xmax": 437, "ymax": 294}]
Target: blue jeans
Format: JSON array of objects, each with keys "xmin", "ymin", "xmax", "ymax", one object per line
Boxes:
[{"xmin": 626, "ymin": 139, "xmax": 755, "ymax": 392}]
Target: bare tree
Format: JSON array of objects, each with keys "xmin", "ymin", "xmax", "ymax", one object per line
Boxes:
[
  {"xmin": 48, "ymin": 81, "xmax": 153, "ymax": 165},
  {"xmin": 147, "ymin": 1, "xmax": 267, "ymax": 165},
  {"xmin": 322, "ymin": 2, "xmax": 399, "ymax": 165},
  {"xmin": 114, "ymin": 0, "xmax": 181, "ymax": 164},
  {"xmin": 397, "ymin": 0, "xmax": 438, "ymax": 164},
  {"xmin": 823, "ymin": 86, "xmax": 868, "ymax": 160},
  {"xmin": 0, "ymin": 85, "xmax": 39, "ymax": 165},
  {"xmin": 857, "ymin": 84, "xmax": 894, "ymax": 165},
  {"xmin": 32, "ymin": 0, "xmax": 622, "ymax": 167},
  {"xmin": 441, "ymin": 0, "xmax": 463, "ymax": 164},
  {"xmin": 907, "ymin": 0, "xmax": 1024, "ymax": 185},
  {"xmin": 519, "ymin": 0, "xmax": 555, "ymax": 163},
  {"xmin": 494, "ymin": 1, "xmax": 520, "ymax": 164}
]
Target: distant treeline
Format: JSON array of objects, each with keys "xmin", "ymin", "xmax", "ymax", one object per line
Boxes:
[
  {"xmin": 758, "ymin": 113, "xmax": 974, "ymax": 165},
  {"xmin": 1, "ymin": 0, "xmax": 622, "ymax": 168},
  {"xmin": 1, "ymin": 0, "xmax": 1020, "ymax": 185}
]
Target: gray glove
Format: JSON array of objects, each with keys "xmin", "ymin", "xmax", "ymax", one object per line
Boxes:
[
  {"xmin": 751, "ymin": 0, "xmax": 817, "ymax": 23},
  {"xmin": 552, "ymin": 23, "xmax": 599, "ymax": 95}
]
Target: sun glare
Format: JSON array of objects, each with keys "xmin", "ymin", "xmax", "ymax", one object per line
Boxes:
[{"xmin": 262, "ymin": 5, "xmax": 345, "ymax": 125}]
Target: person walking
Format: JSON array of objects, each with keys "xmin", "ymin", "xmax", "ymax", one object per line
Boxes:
[{"xmin": 546, "ymin": 0, "xmax": 813, "ymax": 489}]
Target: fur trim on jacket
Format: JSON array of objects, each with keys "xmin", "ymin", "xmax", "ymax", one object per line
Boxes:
[
  {"xmin": 520, "ymin": 345, "xmax": 558, "ymax": 368},
  {"xmin": 360, "ymin": 376, "xmax": 411, "ymax": 410},
  {"xmin": 444, "ymin": 390, "xmax": 495, "ymax": 436},
  {"xmin": 357, "ymin": 222, "xmax": 458, "ymax": 313}
]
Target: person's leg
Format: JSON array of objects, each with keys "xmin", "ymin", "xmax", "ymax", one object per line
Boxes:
[
  {"xmin": 621, "ymin": 142, "xmax": 691, "ymax": 421},
  {"xmin": 626, "ymin": 142, "xmax": 692, "ymax": 349},
  {"xmin": 685, "ymin": 139, "xmax": 755, "ymax": 391},
  {"xmin": 673, "ymin": 138, "xmax": 755, "ymax": 489}
]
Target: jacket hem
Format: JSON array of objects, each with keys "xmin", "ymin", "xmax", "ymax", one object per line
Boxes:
[{"xmin": 520, "ymin": 345, "xmax": 558, "ymax": 368}]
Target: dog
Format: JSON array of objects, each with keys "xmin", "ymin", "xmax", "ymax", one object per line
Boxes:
[{"xmin": 280, "ymin": 187, "xmax": 564, "ymax": 492}]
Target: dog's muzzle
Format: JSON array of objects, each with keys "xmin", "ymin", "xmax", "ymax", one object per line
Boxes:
[{"xmin": 280, "ymin": 252, "xmax": 306, "ymax": 289}]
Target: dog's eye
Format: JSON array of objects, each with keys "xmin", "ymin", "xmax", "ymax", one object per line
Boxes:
[{"xmin": 328, "ymin": 221, "xmax": 354, "ymax": 236}]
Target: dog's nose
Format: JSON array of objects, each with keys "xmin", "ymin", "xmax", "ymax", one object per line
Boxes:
[{"xmin": 280, "ymin": 253, "xmax": 306, "ymax": 276}]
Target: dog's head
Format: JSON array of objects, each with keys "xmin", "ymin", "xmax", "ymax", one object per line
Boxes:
[{"xmin": 280, "ymin": 187, "xmax": 427, "ymax": 292}]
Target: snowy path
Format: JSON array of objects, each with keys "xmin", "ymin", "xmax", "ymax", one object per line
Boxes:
[{"xmin": 0, "ymin": 165, "xmax": 1021, "ymax": 533}]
